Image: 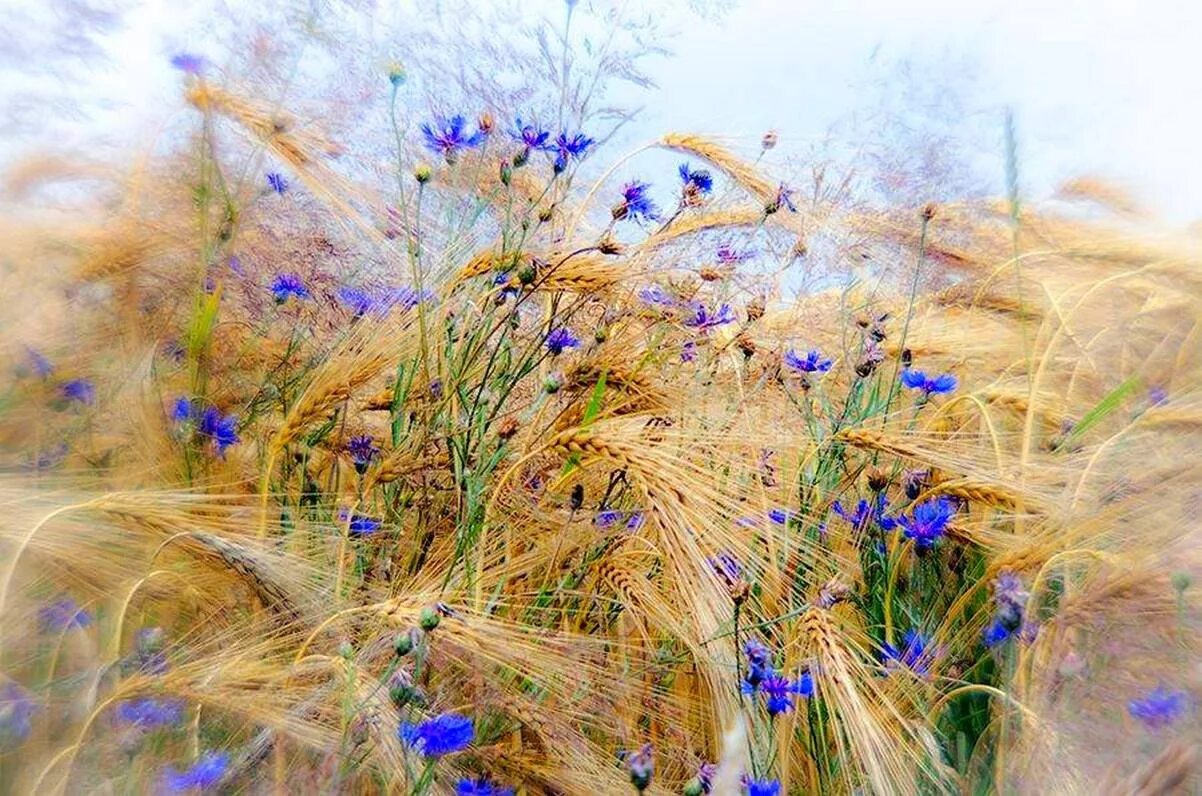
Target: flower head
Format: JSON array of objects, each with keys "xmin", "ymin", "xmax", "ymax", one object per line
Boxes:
[
  {"xmin": 116, "ymin": 697, "xmax": 184, "ymax": 729},
  {"xmin": 760, "ymin": 674, "xmax": 795, "ymax": 716},
  {"xmin": 625, "ymin": 742, "xmax": 654, "ymax": 791},
  {"xmin": 0, "ymin": 681, "xmax": 38, "ymax": 745},
  {"xmin": 594, "ymin": 509, "xmax": 622, "ymax": 528},
  {"xmin": 783, "ymin": 348, "xmax": 832, "ymax": 374},
  {"xmin": 60, "ymin": 379, "xmax": 95, "ymax": 406},
  {"xmin": 716, "ymin": 242, "xmax": 754, "ymax": 265},
  {"xmin": 639, "ymin": 284, "xmax": 675, "ymax": 307},
  {"xmin": 545, "ymin": 327, "xmax": 581, "ymax": 356},
  {"xmin": 197, "ymin": 407, "xmax": 239, "ymax": 456},
  {"xmin": 613, "ymin": 180, "xmax": 659, "ymax": 222},
  {"xmin": 683, "ymin": 302, "xmax": 736, "ymax": 331},
  {"xmin": 900, "ymin": 368, "xmax": 957, "ymax": 395},
  {"xmin": 767, "ymin": 183, "xmax": 797, "ymax": 214},
  {"xmin": 266, "ymin": 172, "xmax": 287, "ymax": 194},
  {"xmin": 169, "ymin": 53, "xmax": 206, "ymax": 75},
  {"xmin": 832, "ymin": 493, "xmax": 895, "ymax": 532},
  {"xmin": 421, "ymin": 115, "xmax": 485, "ymax": 162},
  {"xmin": 678, "ymin": 162, "xmax": 714, "ymax": 203},
  {"xmin": 680, "ymin": 340, "xmax": 697, "ymax": 362},
  {"xmin": 25, "ymin": 347, "xmax": 53, "ymax": 379},
  {"xmin": 163, "ymin": 751, "xmax": 229, "ymax": 792},
  {"xmin": 511, "ymin": 117, "xmax": 550, "ymax": 151},
  {"xmin": 552, "ymin": 131, "xmax": 593, "ymax": 172},
  {"xmin": 745, "ymin": 779, "xmax": 782, "ymax": 796},
  {"xmin": 1129, "ymin": 686, "xmax": 1188, "ymax": 729},
  {"xmin": 335, "ymin": 286, "xmax": 375, "ymax": 318},
  {"xmin": 882, "ymin": 629, "xmax": 939, "ymax": 678},
  {"xmin": 270, "ymin": 273, "xmax": 310, "ymax": 303},
  {"xmin": 399, "ymin": 712, "xmax": 474, "ymax": 757},
  {"xmin": 171, "ymin": 396, "xmax": 194, "ymax": 424},
  {"xmin": 346, "ymin": 435, "xmax": 379, "ymax": 473},
  {"xmin": 455, "ymin": 778, "xmax": 514, "ymax": 796},
  {"xmin": 898, "ymin": 496, "xmax": 955, "ymax": 550},
  {"xmin": 39, "ymin": 598, "xmax": 91, "ymax": 632}
]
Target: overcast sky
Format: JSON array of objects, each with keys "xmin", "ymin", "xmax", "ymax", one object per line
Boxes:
[{"xmin": 5, "ymin": 0, "xmax": 1201, "ymax": 222}]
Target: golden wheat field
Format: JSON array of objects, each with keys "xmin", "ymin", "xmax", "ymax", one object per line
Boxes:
[{"xmin": 1, "ymin": 3, "xmax": 1200, "ymax": 795}]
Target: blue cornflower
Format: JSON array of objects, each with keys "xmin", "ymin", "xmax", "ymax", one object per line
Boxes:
[
  {"xmin": 681, "ymin": 340, "xmax": 697, "ymax": 362},
  {"xmin": 594, "ymin": 509, "xmax": 622, "ymax": 528},
  {"xmin": 60, "ymin": 379, "xmax": 95, "ymax": 406},
  {"xmin": 683, "ymin": 302, "xmax": 736, "ymax": 331},
  {"xmin": 768, "ymin": 507, "xmax": 790, "ymax": 525},
  {"xmin": 1129, "ymin": 686, "xmax": 1188, "ymax": 729},
  {"xmin": 897, "ymin": 496, "xmax": 955, "ymax": 550},
  {"xmin": 266, "ymin": 172, "xmax": 287, "ymax": 194},
  {"xmin": 639, "ymin": 284, "xmax": 675, "ymax": 307},
  {"xmin": 163, "ymin": 750, "xmax": 229, "ymax": 792},
  {"xmin": 792, "ymin": 670, "xmax": 816, "ymax": 698},
  {"xmin": 900, "ymin": 368, "xmax": 957, "ymax": 395},
  {"xmin": 335, "ymin": 286, "xmax": 374, "ymax": 318},
  {"xmin": 678, "ymin": 162, "xmax": 714, "ymax": 198},
  {"xmin": 545, "ymin": 327, "xmax": 581, "ymax": 356},
  {"xmin": 697, "ymin": 762, "xmax": 717, "ymax": 793},
  {"xmin": 760, "ymin": 674, "xmax": 795, "ymax": 716},
  {"xmin": 613, "ymin": 180, "xmax": 659, "ymax": 222},
  {"xmin": 270, "ymin": 272, "xmax": 310, "ymax": 303},
  {"xmin": 709, "ymin": 552, "xmax": 742, "ymax": 587},
  {"xmin": 983, "ymin": 571, "xmax": 1029, "ymax": 647},
  {"xmin": 169, "ymin": 53, "xmax": 206, "ymax": 75},
  {"xmin": 25, "ymin": 347, "xmax": 53, "ymax": 379},
  {"xmin": 346, "ymin": 435, "xmax": 379, "ymax": 473},
  {"xmin": 1148, "ymin": 385, "xmax": 1169, "ymax": 407},
  {"xmin": 116, "ymin": 697, "xmax": 184, "ymax": 729},
  {"xmin": 171, "ymin": 397, "xmax": 194, "ymax": 424},
  {"xmin": 783, "ymin": 348, "xmax": 833, "ymax": 374},
  {"xmin": 832, "ymin": 493, "xmax": 896, "ymax": 532},
  {"xmin": 882, "ymin": 630, "xmax": 938, "ymax": 678},
  {"xmin": 197, "ymin": 406, "xmax": 239, "ymax": 456},
  {"xmin": 551, "ymin": 131, "xmax": 593, "ymax": 172},
  {"xmin": 625, "ymin": 742, "xmax": 654, "ymax": 791},
  {"xmin": 512, "ymin": 117, "xmax": 550, "ymax": 151},
  {"xmin": 768, "ymin": 183, "xmax": 797, "ymax": 214},
  {"xmin": 39, "ymin": 598, "xmax": 91, "ymax": 632},
  {"xmin": 0, "ymin": 681, "xmax": 37, "ymax": 744},
  {"xmin": 456, "ymin": 778, "xmax": 514, "ymax": 796},
  {"xmin": 745, "ymin": 778, "xmax": 782, "ymax": 796},
  {"xmin": 626, "ymin": 511, "xmax": 645, "ymax": 530},
  {"xmin": 716, "ymin": 242, "xmax": 754, "ymax": 265},
  {"xmin": 741, "ymin": 638, "xmax": 776, "ymax": 692},
  {"xmin": 422, "ymin": 115, "xmax": 485, "ymax": 162},
  {"xmin": 349, "ymin": 515, "xmax": 382, "ymax": 536},
  {"xmin": 399, "ymin": 712, "xmax": 474, "ymax": 757}
]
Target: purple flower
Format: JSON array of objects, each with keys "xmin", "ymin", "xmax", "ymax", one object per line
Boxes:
[
  {"xmin": 697, "ymin": 762, "xmax": 717, "ymax": 793},
  {"xmin": 760, "ymin": 675, "xmax": 795, "ymax": 716},
  {"xmin": 0, "ymin": 681, "xmax": 38, "ymax": 744},
  {"xmin": 882, "ymin": 630, "xmax": 938, "ymax": 678},
  {"xmin": 614, "ymin": 180, "xmax": 659, "ymax": 222},
  {"xmin": 163, "ymin": 750, "xmax": 229, "ymax": 792},
  {"xmin": 709, "ymin": 552, "xmax": 742, "ymax": 587},
  {"xmin": 197, "ymin": 407, "xmax": 239, "ymax": 456},
  {"xmin": 399, "ymin": 712, "xmax": 474, "ymax": 757},
  {"xmin": 348, "ymin": 514, "xmax": 382, "ymax": 536},
  {"xmin": 897, "ymin": 497, "xmax": 955, "ymax": 550},
  {"xmin": 741, "ymin": 638, "xmax": 776, "ymax": 692},
  {"xmin": 683, "ymin": 302, "xmax": 736, "ymax": 331},
  {"xmin": 792, "ymin": 670, "xmax": 816, "ymax": 698},
  {"xmin": 1148, "ymin": 386, "xmax": 1169, "ymax": 407},
  {"xmin": 680, "ymin": 340, "xmax": 697, "ymax": 362},
  {"xmin": 768, "ymin": 507, "xmax": 790, "ymax": 525},
  {"xmin": 511, "ymin": 117, "xmax": 550, "ymax": 151},
  {"xmin": 456, "ymin": 778, "xmax": 514, "ymax": 796},
  {"xmin": 545, "ymin": 327, "xmax": 581, "ymax": 356},
  {"xmin": 716, "ymin": 242, "xmax": 754, "ymax": 265},
  {"xmin": 422, "ymin": 115, "xmax": 485, "ymax": 162},
  {"xmin": 169, "ymin": 53, "xmax": 206, "ymax": 75},
  {"xmin": 346, "ymin": 435, "xmax": 379, "ymax": 473},
  {"xmin": 678, "ymin": 162, "xmax": 714, "ymax": 196},
  {"xmin": 745, "ymin": 779, "xmax": 781, "ymax": 796},
  {"xmin": 59, "ymin": 379, "xmax": 95, "ymax": 406},
  {"xmin": 832, "ymin": 493, "xmax": 895, "ymax": 532},
  {"xmin": 171, "ymin": 397, "xmax": 194, "ymax": 424},
  {"xmin": 983, "ymin": 571, "xmax": 1029, "ymax": 647},
  {"xmin": 594, "ymin": 509, "xmax": 622, "ymax": 528},
  {"xmin": 639, "ymin": 284, "xmax": 675, "ymax": 307},
  {"xmin": 266, "ymin": 172, "xmax": 287, "ymax": 194},
  {"xmin": 626, "ymin": 512, "xmax": 645, "ymax": 530},
  {"xmin": 625, "ymin": 742, "xmax": 654, "ymax": 791},
  {"xmin": 39, "ymin": 598, "xmax": 91, "ymax": 632},
  {"xmin": 25, "ymin": 347, "xmax": 53, "ymax": 379},
  {"xmin": 1129, "ymin": 686, "xmax": 1188, "ymax": 729},
  {"xmin": 336, "ymin": 286, "xmax": 374, "ymax": 318},
  {"xmin": 116, "ymin": 697, "xmax": 184, "ymax": 729},
  {"xmin": 900, "ymin": 369, "xmax": 957, "ymax": 395},
  {"xmin": 784, "ymin": 348, "xmax": 832, "ymax": 374},
  {"xmin": 270, "ymin": 273, "xmax": 310, "ymax": 303},
  {"xmin": 768, "ymin": 183, "xmax": 797, "ymax": 213},
  {"xmin": 552, "ymin": 131, "xmax": 593, "ymax": 172}
]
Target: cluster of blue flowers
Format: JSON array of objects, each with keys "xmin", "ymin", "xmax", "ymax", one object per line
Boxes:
[
  {"xmin": 172, "ymin": 398, "xmax": 240, "ymax": 457},
  {"xmin": 740, "ymin": 639, "xmax": 814, "ymax": 717},
  {"xmin": 900, "ymin": 368, "xmax": 957, "ymax": 396}
]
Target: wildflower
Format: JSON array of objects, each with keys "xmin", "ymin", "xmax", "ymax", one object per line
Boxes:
[
  {"xmin": 783, "ymin": 348, "xmax": 832, "ymax": 374},
  {"xmin": 768, "ymin": 507, "xmax": 790, "ymax": 525},
  {"xmin": 477, "ymin": 112, "xmax": 495, "ymax": 136},
  {"xmin": 336, "ymin": 286, "xmax": 375, "ymax": 319},
  {"xmin": 266, "ymin": 172, "xmax": 287, "ymax": 194},
  {"xmin": 197, "ymin": 407, "xmax": 239, "ymax": 456},
  {"xmin": 39, "ymin": 598, "xmax": 91, "ymax": 632},
  {"xmin": 897, "ymin": 496, "xmax": 955, "ymax": 550},
  {"xmin": 1129, "ymin": 686, "xmax": 1188, "ymax": 729},
  {"xmin": 626, "ymin": 512, "xmax": 645, "ymax": 530},
  {"xmin": 399, "ymin": 712, "xmax": 474, "ymax": 757},
  {"xmin": 679, "ymin": 162, "xmax": 714, "ymax": 205},
  {"xmin": 455, "ymin": 778, "xmax": 514, "ymax": 796},
  {"xmin": 902, "ymin": 468, "xmax": 931, "ymax": 500},
  {"xmin": 512, "ymin": 117, "xmax": 550, "ymax": 154},
  {"xmin": 169, "ymin": 53, "xmax": 206, "ymax": 75},
  {"xmin": 345, "ymin": 435, "xmax": 379, "ymax": 473},
  {"xmin": 900, "ymin": 368, "xmax": 957, "ymax": 395},
  {"xmin": 741, "ymin": 639, "xmax": 776, "ymax": 691},
  {"xmin": 716, "ymin": 242, "xmax": 754, "ymax": 265},
  {"xmin": 545, "ymin": 327, "xmax": 581, "ymax": 356},
  {"xmin": 709, "ymin": 552, "xmax": 742, "ymax": 587},
  {"xmin": 766, "ymin": 183, "xmax": 796, "ymax": 214},
  {"xmin": 696, "ymin": 762, "xmax": 717, "ymax": 793},
  {"xmin": 421, "ymin": 114, "xmax": 485, "ymax": 163},
  {"xmin": 681, "ymin": 340, "xmax": 697, "ymax": 362},
  {"xmin": 832, "ymin": 493, "xmax": 895, "ymax": 532},
  {"xmin": 761, "ymin": 130, "xmax": 778, "ymax": 150},
  {"xmin": 171, "ymin": 396, "xmax": 194, "ymax": 424},
  {"xmin": 612, "ymin": 180, "xmax": 659, "ymax": 222},
  {"xmin": 269, "ymin": 272, "xmax": 310, "ymax": 303},
  {"xmin": 882, "ymin": 629, "xmax": 938, "ymax": 678},
  {"xmin": 625, "ymin": 742, "xmax": 654, "ymax": 791},
  {"xmin": 983, "ymin": 571, "xmax": 1029, "ymax": 647},
  {"xmin": 552, "ymin": 131, "xmax": 593, "ymax": 172},
  {"xmin": 25, "ymin": 347, "xmax": 53, "ymax": 379},
  {"xmin": 60, "ymin": 378, "xmax": 95, "ymax": 406},
  {"xmin": 792, "ymin": 670, "xmax": 816, "ymax": 698},
  {"xmin": 387, "ymin": 61, "xmax": 406, "ymax": 86},
  {"xmin": 0, "ymin": 682, "xmax": 37, "ymax": 745},
  {"xmin": 683, "ymin": 302, "xmax": 736, "ymax": 331},
  {"xmin": 760, "ymin": 674, "xmax": 795, "ymax": 716},
  {"xmin": 745, "ymin": 779, "xmax": 782, "ymax": 796},
  {"xmin": 342, "ymin": 510, "xmax": 381, "ymax": 536},
  {"xmin": 414, "ymin": 163, "xmax": 433, "ymax": 183},
  {"xmin": 163, "ymin": 750, "xmax": 229, "ymax": 792},
  {"xmin": 638, "ymin": 284, "xmax": 675, "ymax": 307},
  {"xmin": 115, "ymin": 697, "xmax": 184, "ymax": 729},
  {"xmin": 595, "ymin": 509, "xmax": 622, "ymax": 528}
]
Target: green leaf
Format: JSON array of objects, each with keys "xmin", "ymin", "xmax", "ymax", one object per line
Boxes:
[{"xmin": 1061, "ymin": 374, "xmax": 1142, "ymax": 448}]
